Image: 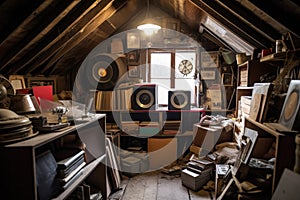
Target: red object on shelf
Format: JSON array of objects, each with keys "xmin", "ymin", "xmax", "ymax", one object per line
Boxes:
[{"xmin": 32, "ymin": 86, "xmax": 53, "ymax": 104}]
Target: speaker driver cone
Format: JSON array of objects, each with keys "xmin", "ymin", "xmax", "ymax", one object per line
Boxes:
[
  {"xmin": 170, "ymin": 92, "xmax": 188, "ymax": 109},
  {"xmin": 136, "ymin": 89, "xmax": 154, "ymax": 109}
]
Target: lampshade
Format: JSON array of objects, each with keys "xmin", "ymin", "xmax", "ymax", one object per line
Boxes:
[
  {"xmin": 137, "ymin": 22, "xmax": 161, "ymax": 35},
  {"xmin": 137, "ymin": 0, "xmax": 161, "ymax": 35}
]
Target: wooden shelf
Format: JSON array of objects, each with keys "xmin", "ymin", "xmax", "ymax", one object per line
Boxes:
[
  {"xmin": 53, "ymin": 154, "xmax": 106, "ymax": 200},
  {"xmin": 244, "ymin": 117, "xmax": 296, "ymax": 193},
  {"xmin": 260, "ymin": 52, "xmax": 287, "ymax": 63},
  {"xmin": 0, "ymin": 114, "xmax": 107, "ymax": 200}
]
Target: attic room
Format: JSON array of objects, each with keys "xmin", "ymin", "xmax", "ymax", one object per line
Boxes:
[{"xmin": 0, "ymin": 0, "xmax": 300, "ymax": 199}]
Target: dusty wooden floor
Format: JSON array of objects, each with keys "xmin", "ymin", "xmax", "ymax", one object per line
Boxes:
[{"xmin": 118, "ymin": 171, "xmax": 213, "ymax": 200}]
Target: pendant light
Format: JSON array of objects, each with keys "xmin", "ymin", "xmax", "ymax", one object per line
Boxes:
[{"xmin": 137, "ymin": 0, "xmax": 161, "ymax": 35}]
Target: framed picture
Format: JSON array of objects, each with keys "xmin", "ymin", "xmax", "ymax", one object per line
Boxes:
[
  {"xmin": 162, "ymin": 18, "xmax": 180, "ymax": 38},
  {"xmin": 127, "ymin": 32, "xmax": 140, "ymax": 49},
  {"xmin": 201, "ymin": 70, "xmax": 216, "ymax": 80},
  {"xmin": 222, "ymin": 73, "xmax": 233, "ymax": 86},
  {"xmin": 128, "ymin": 65, "xmax": 140, "ymax": 78},
  {"xmin": 9, "ymin": 75, "xmax": 26, "ymax": 90},
  {"xmin": 111, "ymin": 38, "xmax": 124, "ymax": 54},
  {"xmin": 201, "ymin": 51, "xmax": 219, "ymax": 68},
  {"xmin": 127, "ymin": 51, "xmax": 140, "ymax": 65},
  {"xmin": 27, "ymin": 76, "xmax": 57, "ymax": 94}
]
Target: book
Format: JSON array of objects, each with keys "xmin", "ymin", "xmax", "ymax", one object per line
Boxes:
[
  {"xmin": 59, "ymin": 161, "xmax": 86, "ymax": 183},
  {"xmin": 57, "ymin": 150, "xmax": 85, "ymax": 169},
  {"xmin": 57, "ymin": 156, "xmax": 85, "ymax": 178},
  {"xmin": 187, "ymin": 166, "xmax": 202, "ymax": 174},
  {"xmin": 187, "ymin": 161, "xmax": 205, "ymax": 171}
]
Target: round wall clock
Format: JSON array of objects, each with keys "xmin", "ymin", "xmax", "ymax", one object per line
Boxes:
[{"xmin": 178, "ymin": 60, "xmax": 193, "ymax": 76}]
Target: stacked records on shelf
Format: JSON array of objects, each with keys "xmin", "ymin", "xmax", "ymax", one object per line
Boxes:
[
  {"xmin": 0, "ymin": 109, "xmax": 38, "ymax": 144},
  {"xmin": 56, "ymin": 150, "xmax": 86, "ymax": 190}
]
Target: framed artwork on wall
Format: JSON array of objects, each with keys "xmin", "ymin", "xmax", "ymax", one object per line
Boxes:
[
  {"xmin": 201, "ymin": 70, "xmax": 216, "ymax": 80},
  {"xmin": 201, "ymin": 51, "xmax": 219, "ymax": 68},
  {"xmin": 9, "ymin": 75, "xmax": 26, "ymax": 90},
  {"xmin": 222, "ymin": 73, "xmax": 233, "ymax": 86},
  {"xmin": 27, "ymin": 76, "xmax": 57, "ymax": 94},
  {"xmin": 128, "ymin": 65, "xmax": 140, "ymax": 78},
  {"xmin": 127, "ymin": 50, "xmax": 140, "ymax": 65},
  {"xmin": 127, "ymin": 32, "xmax": 140, "ymax": 49}
]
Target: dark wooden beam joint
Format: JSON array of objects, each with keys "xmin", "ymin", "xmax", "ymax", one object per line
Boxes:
[{"xmin": 190, "ymin": 0, "xmax": 271, "ymax": 48}]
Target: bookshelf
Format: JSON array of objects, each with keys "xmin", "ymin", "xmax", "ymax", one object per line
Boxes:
[
  {"xmin": 244, "ymin": 117, "xmax": 296, "ymax": 193},
  {"xmin": 0, "ymin": 114, "xmax": 107, "ymax": 200}
]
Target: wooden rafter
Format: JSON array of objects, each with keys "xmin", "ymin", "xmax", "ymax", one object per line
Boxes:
[
  {"xmin": 190, "ymin": 0, "xmax": 270, "ymax": 48},
  {"xmin": 0, "ymin": 0, "xmax": 56, "ymax": 71},
  {"xmin": 0, "ymin": 0, "xmax": 81, "ymax": 72},
  {"xmin": 218, "ymin": 0, "xmax": 280, "ymax": 42},
  {"xmin": 9, "ymin": 0, "xmax": 113, "ymax": 75},
  {"xmin": 41, "ymin": 4, "xmax": 117, "ymax": 74}
]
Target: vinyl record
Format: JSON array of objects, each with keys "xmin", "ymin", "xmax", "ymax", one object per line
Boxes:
[
  {"xmin": 283, "ymin": 91, "xmax": 299, "ymax": 121},
  {"xmin": 279, "ymin": 80, "xmax": 300, "ymax": 130},
  {"xmin": 85, "ymin": 54, "xmax": 126, "ymax": 91},
  {"xmin": 0, "ymin": 126, "xmax": 33, "ymax": 141}
]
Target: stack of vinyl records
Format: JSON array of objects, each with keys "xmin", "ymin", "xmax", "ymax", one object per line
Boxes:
[
  {"xmin": 0, "ymin": 108, "xmax": 38, "ymax": 144},
  {"xmin": 56, "ymin": 150, "xmax": 86, "ymax": 190}
]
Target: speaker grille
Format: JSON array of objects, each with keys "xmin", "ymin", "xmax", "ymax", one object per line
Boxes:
[
  {"xmin": 168, "ymin": 90, "xmax": 191, "ymax": 110},
  {"xmin": 131, "ymin": 84, "xmax": 157, "ymax": 110}
]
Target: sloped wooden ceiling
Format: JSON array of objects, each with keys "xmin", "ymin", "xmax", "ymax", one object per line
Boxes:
[{"xmin": 0, "ymin": 0, "xmax": 299, "ymax": 76}]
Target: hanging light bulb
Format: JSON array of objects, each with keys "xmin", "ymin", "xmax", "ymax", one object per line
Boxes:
[{"xmin": 137, "ymin": 0, "xmax": 161, "ymax": 35}]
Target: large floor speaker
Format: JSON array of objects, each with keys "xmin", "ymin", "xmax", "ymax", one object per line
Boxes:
[
  {"xmin": 279, "ymin": 80, "xmax": 300, "ymax": 130},
  {"xmin": 131, "ymin": 84, "xmax": 157, "ymax": 110},
  {"xmin": 168, "ymin": 90, "xmax": 191, "ymax": 110}
]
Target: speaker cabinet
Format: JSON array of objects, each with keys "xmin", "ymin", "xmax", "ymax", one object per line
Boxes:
[
  {"xmin": 168, "ymin": 90, "xmax": 191, "ymax": 110},
  {"xmin": 131, "ymin": 84, "xmax": 157, "ymax": 110}
]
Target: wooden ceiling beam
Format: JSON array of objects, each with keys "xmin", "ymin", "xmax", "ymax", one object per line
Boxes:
[
  {"xmin": 9, "ymin": 0, "xmax": 112, "ymax": 75},
  {"xmin": 190, "ymin": 0, "xmax": 270, "ymax": 48},
  {"xmin": 218, "ymin": 0, "xmax": 280, "ymax": 41},
  {"xmin": 41, "ymin": 5, "xmax": 117, "ymax": 74},
  {"xmin": 249, "ymin": 0, "xmax": 300, "ymax": 37},
  {"xmin": 0, "ymin": 0, "xmax": 81, "ymax": 72},
  {"xmin": 0, "ymin": 0, "xmax": 57, "ymax": 71}
]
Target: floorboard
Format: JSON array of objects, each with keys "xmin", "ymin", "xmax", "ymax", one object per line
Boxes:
[{"xmin": 121, "ymin": 171, "xmax": 213, "ymax": 200}]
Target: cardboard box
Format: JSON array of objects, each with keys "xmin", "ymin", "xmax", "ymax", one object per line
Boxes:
[
  {"xmin": 192, "ymin": 123, "xmax": 233, "ymax": 154},
  {"xmin": 148, "ymin": 138, "xmax": 177, "ymax": 170},
  {"xmin": 181, "ymin": 168, "xmax": 212, "ymax": 191}
]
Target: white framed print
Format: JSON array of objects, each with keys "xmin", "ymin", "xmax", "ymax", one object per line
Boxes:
[
  {"xmin": 128, "ymin": 65, "xmax": 140, "ymax": 78},
  {"xmin": 127, "ymin": 32, "xmax": 140, "ymax": 49},
  {"xmin": 201, "ymin": 51, "xmax": 219, "ymax": 68},
  {"xmin": 201, "ymin": 70, "xmax": 216, "ymax": 80}
]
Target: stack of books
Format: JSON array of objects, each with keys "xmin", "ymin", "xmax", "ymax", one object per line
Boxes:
[
  {"xmin": 113, "ymin": 86, "xmax": 134, "ymax": 110},
  {"xmin": 181, "ymin": 154, "xmax": 214, "ymax": 191},
  {"xmin": 56, "ymin": 150, "xmax": 86, "ymax": 190},
  {"xmin": 95, "ymin": 91, "xmax": 114, "ymax": 111},
  {"xmin": 239, "ymin": 68, "xmax": 248, "ymax": 86},
  {"xmin": 240, "ymin": 96, "xmax": 252, "ymax": 118}
]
